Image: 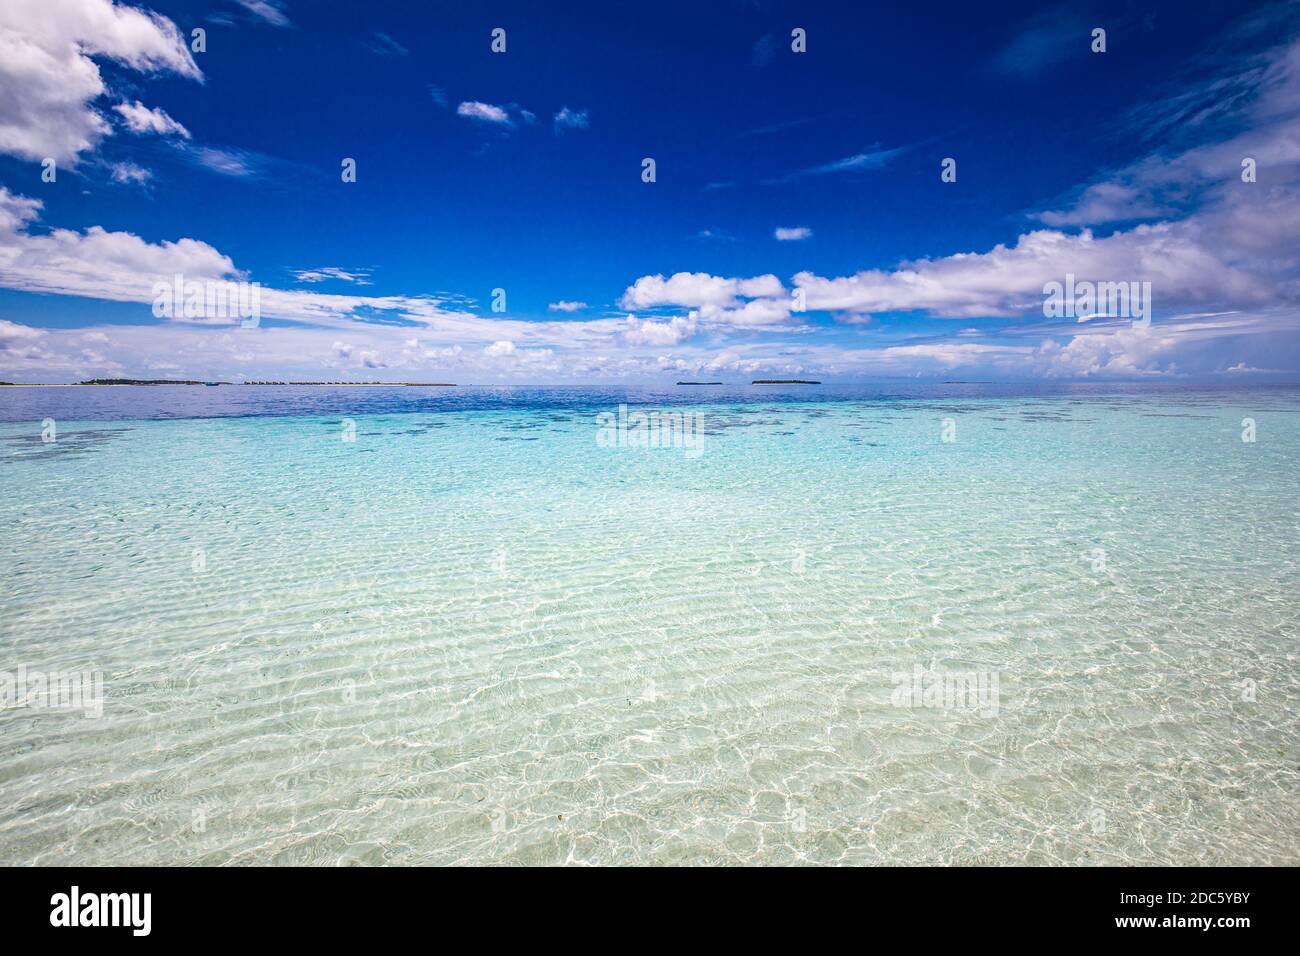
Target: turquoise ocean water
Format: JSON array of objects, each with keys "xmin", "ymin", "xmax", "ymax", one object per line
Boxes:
[{"xmin": 0, "ymin": 384, "xmax": 1296, "ymax": 865}]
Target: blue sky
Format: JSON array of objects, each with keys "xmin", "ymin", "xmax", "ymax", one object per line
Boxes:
[{"xmin": 1, "ymin": 0, "xmax": 1298, "ymax": 382}]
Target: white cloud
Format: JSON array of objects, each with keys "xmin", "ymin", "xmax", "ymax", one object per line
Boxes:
[
  {"xmin": 1036, "ymin": 29, "xmax": 1300, "ymax": 229},
  {"xmin": 553, "ymin": 107, "xmax": 590, "ymax": 132},
  {"xmin": 113, "ymin": 100, "xmax": 190, "ymax": 138},
  {"xmin": 0, "ymin": 188, "xmax": 493, "ymax": 334},
  {"xmin": 109, "ymin": 161, "xmax": 150, "ymax": 184},
  {"xmin": 1223, "ymin": 361, "xmax": 1283, "ymax": 373},
  {"xmin": 768, "ymin": 144, "xmax": 909, "ymax": 184},
  {"xmin": 0, "ymin": 0, "xmax": 200, "ymax": 163},
  {"xmin": 547, "ymin": 300, "xmax": 587, "ymax": 312},
  {"xmin": 0, "ymin": 186, "xmax": 238, "ymax": 304},
  {"xmin": 366, "ymin": 31, "xmax": 407, "ymax": 58},
  {"xmin": 423, "ymin": 345, "xmax": 463, "ymax": 360},
  {"xmin": 620, "ymin": 272, "xmax": 790, "ymax": 328},
  {"xmin": 1036, "ymin": 182, "xmax": 1171, "ymax": 227},
  {"xmin": 623, "ymin": 315, "xmax": 697, "ymax": 346},
  {"xmin": 192, "ymin": 147, "xmax": 255, "ymax": 177},
  {"xmin": 294, "ymin": 267, "xmax": 371, "ymax": 285},
  {"xmin": 457, "ymin": 101, "xmax": 512, "ymax": 125},
  {"xmin": 2, "ymin": 307, "xmax": 1294, "ymax": 384},
  {"xmin": 2, "ymin": 163, "xmax": 1296, "ymax": 384},
  {"xmin": 792, "ymin": 217, "xmax": 1280, "ymax": 321},
  {"xmin": 232, "ymin": 0, "xmax": 289, "ymax": 27},
  {"xmin": 778, "ymin": 34, "xmax": 1300, "ymax": 325},
  {"xmin": 0, "ymin": 318, "xmax": 43, "ymax": 343},
  {"xmin": 621, "ymin": 272, "xmax": 784, "ymax": 310},
  {"xmin": 774, "ymin": 226, "xmax": 812, "ymax": 241}
]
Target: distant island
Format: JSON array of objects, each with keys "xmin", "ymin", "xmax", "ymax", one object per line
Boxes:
[
  {"xmin": 676, "ymin": 381, "xmax": 724, "ymax": 385},
  {"xmin": 752, "ymin": 379, "xmax": 821, "ymax": 385},
  {"xmin": 80, "ymin": 378, "xmax": 212, "ymax": 385}
]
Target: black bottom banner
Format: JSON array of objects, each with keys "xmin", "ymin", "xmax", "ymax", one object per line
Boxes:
[{"xmin": 0, "ymin": 865, "xmax": 1288, "ymax": 943}]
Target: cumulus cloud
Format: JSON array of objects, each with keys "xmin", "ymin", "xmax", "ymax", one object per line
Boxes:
[
  {"xmin": 0, "ymin": 317, "xmax": 48, "ymax": 366},
  {"xmin": 0, "ymin": 194, "xmax": 761, "ymax": 381},
  {"xmin": 623, "ymin": 315, "xmax": 697, "ymax": 346},
  {"xmin": 547, "ymin": 301, "xmax": 587, "ymax": 312},
  {"xmin": 788, "ymin": 36, "xmax": 1300, "ymax": 325},
  {"xmin": 620, "ymin": 272, "xmax": 790, "ymax": 328},
  {"xmin": 0, "ymin": 0, "xmax": 200, "ymax": 163},
  {"xmin": 109, "ymin": 161, "xmax": 151, "ymax": 184},
  {"xmin": 0, "ymin": 186, "xmax": 625, "ymax": 347},
  {"xmin": 621, "ymin": 272, "xmax": 783, "ymax": 310},
  {"xmin": 0, "ymin": 317, "xmax": 44, "ymax": 345},
  {"xmin": 553, "ymin": 107, "xmax": 590, "ymax": 132},
  {"xmin": 113, "ymin": 100, "xmax": 190, "ymax": 138},
  {"xmin": 0, "ymin": 186, "xmax": 238, "ymax": 304},
  {"xmin": 775, "ymin": 226, "xmax": 812, "ymax": 241},
  {"xmin": 791, "ymin": 220, "xmax": 1276, "ymax": 321},
  {"xmin": 457, "ymin": 101, "xmax": 512, "ymax": 126}
]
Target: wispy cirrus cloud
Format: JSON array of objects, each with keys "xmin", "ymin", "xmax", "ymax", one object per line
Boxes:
[
  {"xmin": 365, "ymin": 31, "xmax": 407, "ymax": 57},
  {"xmin": 1034, "ymin": 12, "xmax": 1300, "ymax": 229},
  {"xmin": 765, "ymin": 143, "xmax": 911, "ymax": 184},
  {"xmin": 991, "ymin": 13, "xmax": 1087, "ymax": 76},
  {"xmin": 191, "ymin": 146, "xmax": 257, "ymax": 177},
  {"xmin": 294, "ymin": 267, "xmax": 372, "ymax": 285},
  {"xmin": 232, "ymin": 0, "xmax": 289, "ymax": 28}
]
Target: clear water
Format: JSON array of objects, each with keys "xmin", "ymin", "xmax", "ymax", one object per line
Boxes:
[{"xmin": 1, "ymin": 384, "xmax": 1297, "ymax": 865}]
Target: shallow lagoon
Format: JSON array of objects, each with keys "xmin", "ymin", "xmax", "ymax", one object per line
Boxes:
[{"xmin": 1, "ymin": 383, "xmax": 1296, "ymax": 864}]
